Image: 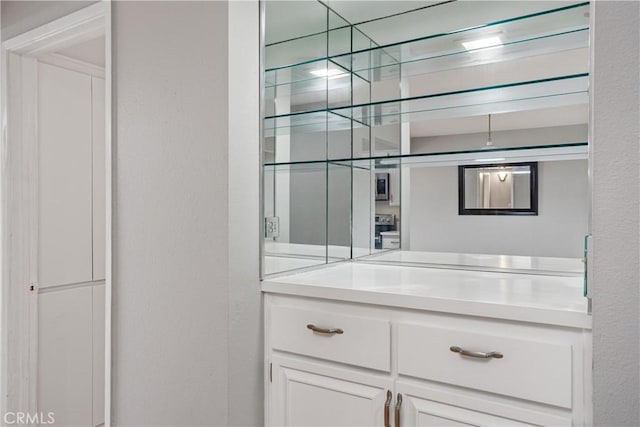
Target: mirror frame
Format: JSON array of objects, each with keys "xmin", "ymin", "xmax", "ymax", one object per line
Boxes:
[{"xmin": 458, "ymin": 161, "xmax": 538, "ymax": 216}]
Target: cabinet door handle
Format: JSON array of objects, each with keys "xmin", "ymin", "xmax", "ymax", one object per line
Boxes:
[
  {"xmin": 394, "ymin": 393, "xmax": 402, "ymax": 427},
  {"xmin": 450, "ymin": 346, "xmax": 503, "ymax": 359},
  {"xmin": 384, "ymin": 390, "xmax": 392, "ymax": 427},
  {"xmin": 306, "ymin": 324, "xmax": 344, "ymax": 335}
]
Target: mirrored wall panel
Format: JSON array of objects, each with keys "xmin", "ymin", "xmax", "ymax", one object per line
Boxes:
[{"xmin": 262, "ymin": 0, "xmax": 590, "ymax": 277}]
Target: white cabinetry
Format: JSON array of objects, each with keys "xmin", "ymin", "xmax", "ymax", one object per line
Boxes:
[
  {"xmin": 92, "ymin": 76, "xmax": 106, "ymax": 281},
  {"xmin": 265, "ymin": 294, "xmax": 590, "ymax": 426},
  {"xmin": 38, "ymin": 62, "xmax": 93, "ymax": 287},
  {"xmin": 270, "ymin": 355, "xmax": 392, "ymax": 426},
  {"xmin": 38, "ymin": 287, "xmax": 93, "ymax": 426},
  {"xmin": 38, "ymin": 61, "xmax": 106, "ymax": 285},
  {"xmin": 397, "ymin": 383, "xmax": 539, "ymax": 427},
  {"xmin": 381, "ymin": 231, "xmax": 400, "ymax": 249},
  {"xmin": 36, "ymin": 60, "xmax": 106, "ymax": 427}
]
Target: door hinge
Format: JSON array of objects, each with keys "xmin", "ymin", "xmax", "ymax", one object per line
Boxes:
[{"xmin": 269, "ymin": 363, "xmax": 272, "ymax": 383}]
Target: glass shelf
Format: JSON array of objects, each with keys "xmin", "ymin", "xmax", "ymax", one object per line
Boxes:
[
  {"xmin": 264, "ymin": 142, "xmax": 588, "ymax": 170},
  {"xmin": 264, "ymin": 110, "xmax": 355, "ymax": 138},
  {"xmin": 265, "ymin": 74, "xmax": 588, "ymax": 136},
  {"xmin": 265, "ymin": 3, "xmax": 589, "ymax": 87},
  {"xmin": 337, "ymin": 74, "xmax": 588, "ymax": 125}
]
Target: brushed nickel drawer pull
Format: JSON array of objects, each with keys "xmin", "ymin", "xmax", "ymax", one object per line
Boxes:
[
  {"xmin": 450, "ymin": 346, "xmax": 503, "ymax": 359},
  {"xmin": 306, "ymin": 324, "xmax": 344, "ymax": 335}
]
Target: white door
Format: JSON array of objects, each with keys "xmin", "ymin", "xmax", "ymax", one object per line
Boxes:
[
  {"xmin": 270, "ymin": 356, "xmax": 393, "ymax": 427},
  {"xmin": 36, "ymin": 60, "xmax": 106, "ymax": 427}
]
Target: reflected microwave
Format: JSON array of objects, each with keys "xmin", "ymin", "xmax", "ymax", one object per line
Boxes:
[{"xmin": 375, "ymin": 173, "xmax": 389, "ymax": 201}]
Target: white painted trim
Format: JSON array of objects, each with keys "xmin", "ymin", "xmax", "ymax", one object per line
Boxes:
[
  {"xmin": 23, "ymin": 55, "xmax": 39, "ymax": 422},
  {"xmin": 103, "ymin": 4, "xmax": 113, "ymax": 425},
  {"xmin": 0, "ymin": 29, "xmax": 7, "ymax": 425},
  {"xmin": 38, "ymin": 53, "xmax": 105, "ymax": 79},
  {"xmin": 0, "ymin": 2, "xmax": 111, "ymax": 424},
  {"xmin": 3, "ymin": 3, "xmax": 105, "ymax": 57},
  {"xmin": 1, "ymin": 50, "xmax": 40, "ymax": 421}
]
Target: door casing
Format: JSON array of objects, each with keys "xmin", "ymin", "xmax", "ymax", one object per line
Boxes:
[{"xmin": 0, "ymin": 3, "xmax": 112, "ymax": 424}]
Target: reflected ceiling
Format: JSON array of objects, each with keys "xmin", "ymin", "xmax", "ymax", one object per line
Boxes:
[
  {"xmin": 325, "ymin": 1, "xmax": 441, "ymax": 25},
  {"xmin": 264, "ymin": 0, "xmax": 589, "ymax": 137}
]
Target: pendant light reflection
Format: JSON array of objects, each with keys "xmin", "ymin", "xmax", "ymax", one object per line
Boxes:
[{"xmin": 485, "ymin": 113, "xmax": 494, "ymax": 148}]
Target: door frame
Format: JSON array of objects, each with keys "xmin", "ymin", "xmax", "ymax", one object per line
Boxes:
[{"xmin": 0, "ymin": 2, "xmax": 112, "ymax": 424}]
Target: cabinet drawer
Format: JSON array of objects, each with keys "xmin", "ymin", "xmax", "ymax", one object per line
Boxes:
[
  {"xmin": 397, "ymin": 323, "xmax": 573, "ymax": 408},
  {"xmin": 381, "ymin": 236, "xmax": 400, "ymax": 249},
  {"xmin": 270, "ymin": 305, "xmax": 391, "ymax": 371}
]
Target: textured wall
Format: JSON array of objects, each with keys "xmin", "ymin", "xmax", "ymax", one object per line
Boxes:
[
  {"xmin": 111, "ymin": 2, "xmax": 230, "ymax": 425},
  {"xmin": 591, "ymin": 1, "xmax": 640, "ymax": 425}
]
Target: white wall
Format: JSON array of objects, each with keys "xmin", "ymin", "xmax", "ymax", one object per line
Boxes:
[
  {"xmin": 591, "ymin": 2, "xmax": 640, "ymax": 425},
  {"xmin": 409, "ymin": 160, "xmax": 588, "ymax": 258},
  {"xmin": 227, "ymin": 2, "xmax": 262, "ymax": 425},
  {"xmin": 2, "ymin": 3, "xmax": 263, "ymax": 425},
  {"xmin": 111, "ymin": 2, "xmax": 230, "ymax": 424}
]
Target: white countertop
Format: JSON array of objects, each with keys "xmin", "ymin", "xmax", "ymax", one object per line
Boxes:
[
  {"xmin": 262, "ymin": 262, "xmax": 591, "ymax": 329},
  {"xmin": 359, "ymin": 250, "xmax": 584, "ymax": 276}
]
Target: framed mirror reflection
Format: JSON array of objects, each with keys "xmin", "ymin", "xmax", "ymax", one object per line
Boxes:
[{"xmin": 458, "ymin": 162, "xmax": 538, "ymax": 216}]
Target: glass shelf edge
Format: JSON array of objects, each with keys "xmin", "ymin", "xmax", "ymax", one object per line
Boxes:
[
  {"xmin": 263, "ymin": 73, "xmax": 589, "ymax": 121},
  {"xmin": 265, "ymin": 28, "xmax": 588, "ymax": 89},
  {"xmin": 264, "ymin": 2, "xmax": 590, "ymax": 74},
  {"xmin": 262, "ymin": 142, "xmax": 589, "ymax": 168}
]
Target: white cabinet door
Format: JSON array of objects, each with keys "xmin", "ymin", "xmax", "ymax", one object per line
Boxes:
[
  {"xmin": 38, "ymin": 287, "xmax": 93, "ymax": 427},
  {"xmin": 92, "ymin": 76, "xmax": 106, "ymax": 281},
  {"xmin": 270, "ymin": 356, "xmax": 393, "ymax": 427},
  {"xmin": 92, "ymin": 284, "xmax": 105, "ymax": 426},
  {"xmin": 38, "ymin": 62, "xmax": 93, "ymax": 287},
  {"xmin": 395, "ymin": 382, "xmax": 570, "ymax": 427}
]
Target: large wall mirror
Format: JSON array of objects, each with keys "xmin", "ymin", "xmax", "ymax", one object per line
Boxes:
[
  {"xmin": 262, "ymin": 1, "xmax": 590, "ymax": 276},
  {"xmin": 459, "ymin": 162, "xmax": 538, "ymax": 216}
]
